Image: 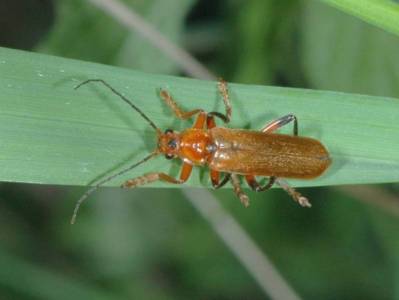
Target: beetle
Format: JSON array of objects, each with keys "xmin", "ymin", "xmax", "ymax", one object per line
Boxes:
[{"xmin": 70, "ymin": 79, "xmax": 331, "ymax": 224}]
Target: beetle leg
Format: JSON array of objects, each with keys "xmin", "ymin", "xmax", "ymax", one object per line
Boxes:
[
  {"xmin": 159, "ymin": 89, "xmax": 203, "ymax": 120},
  {"xmin": 121, "ymin": 162, "xmax": 193, "ymax": 188},
  {"xmin": 206, "ymin": 114, "xmax": 217, "ymax": 129},
  {"xmin": 245, "ymin": 175, "xmax": 276, "ymax": 192},
  {"xmin": 207, "ymin": 78, "xmax": 232, "ymax": 124},
  {"xmin": 274, "ymin": 178, "xmax": 312, "ymax": 207},
  {"xmin": 193, "ymin": 111, "xmax": 207, "ymax": 129},
  {"xmin": 261, "ymin": 114, "xmax": 298, "ymax": 136},
  {"xmin": 230, "ymin": 174, "xmax": 250, "ymax": 207},
  {"xmin": 217, "ymin": 78, "xmax": 232, "ymax": 122},
  {"xmin": 210, "ymin": 169, "xmax": 231, "ymax": 189}
]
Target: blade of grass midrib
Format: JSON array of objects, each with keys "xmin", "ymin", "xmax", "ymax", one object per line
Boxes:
[{"xmin": 0, "ymin": 46, "xmax": 399, "ymax": 188}]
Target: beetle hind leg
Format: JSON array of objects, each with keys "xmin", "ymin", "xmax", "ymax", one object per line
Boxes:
[
  {"xmin": 274, "ymin": 178, "xmax": 312, "ymax": 207},
  {"xmin": 244, "ymin": 175, "xmax": 312, "ymax": 208},
  {"xmin": 261, "ymin": 114, "xmax": 298, "ymax": 136}
]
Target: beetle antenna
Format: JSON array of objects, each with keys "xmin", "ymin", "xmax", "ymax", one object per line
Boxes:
[
  {"xmin": 75, "ymin": 79, "xmax": 162, "ymax": 135},
  {"xmin": 70, "ymin": 151, "xmax": 159, "ymax": 225}
]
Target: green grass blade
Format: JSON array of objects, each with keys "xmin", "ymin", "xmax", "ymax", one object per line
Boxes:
[
  {"xmin": 1, "ymin": 46, "xmax": 399, "ymax": 188},
  {"xmin": 319, "ymin": 0, "xmax": 399, "ymax": 37},
  {"xmin": 303, "ymin": 1, "xmax": 399, "ymax": 97}
]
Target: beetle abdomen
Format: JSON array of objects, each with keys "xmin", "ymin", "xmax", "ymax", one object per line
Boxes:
[{"xmin": 208, "ymin": 128, "xmax": 331, "ymax": 179}]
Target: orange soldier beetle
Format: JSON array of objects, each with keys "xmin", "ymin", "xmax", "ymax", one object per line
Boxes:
[{"xmin": 70, "ymin": 79, "xmax": 331, "ymax": 224}]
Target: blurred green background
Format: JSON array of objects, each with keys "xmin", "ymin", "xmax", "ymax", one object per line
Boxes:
[{"xmin": 1, "ymin": 0, "xmax": 399, "ymax": 299}]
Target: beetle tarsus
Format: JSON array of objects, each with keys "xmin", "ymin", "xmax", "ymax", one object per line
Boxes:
[
  {"xmin": 298, "ymin": 195, "xmax": 312, "ymax": 208},
  {"xmin": 240, "ymin": 194, "xmax": 250, "ymax": 208},
  {"xmin": 275, "ymin": 178, "xmax": 313, "ymax": 208}
]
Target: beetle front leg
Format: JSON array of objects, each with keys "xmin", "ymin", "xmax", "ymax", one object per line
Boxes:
[
  {"xmin": 230, "ymin": 174, "xmax": 250, "ymax": 207},
  {"xmin": 159, "ymin": 89, "xmax": 203, "ymax": 120},
  {"xmin": 122, "ymin": 162, "xmax": 193, "ymax": 188},
  {"xmin": 261, "ymin": 114, "xmax": 298, "ymax": 136}
]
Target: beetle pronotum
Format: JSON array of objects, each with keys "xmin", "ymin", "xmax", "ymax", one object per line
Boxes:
[{"xmin": 71, "ymin": 79, "xmax": 331, "ymax": 224}]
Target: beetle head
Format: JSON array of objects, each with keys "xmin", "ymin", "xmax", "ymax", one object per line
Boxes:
[{"xmin": 158, "ymin": 129, "xmax": 180, "ymax": 159}]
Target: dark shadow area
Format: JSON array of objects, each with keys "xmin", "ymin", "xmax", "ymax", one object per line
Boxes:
[{"xmin": 0, "ymin": 0, "xmax": 55, "ymax": 49}]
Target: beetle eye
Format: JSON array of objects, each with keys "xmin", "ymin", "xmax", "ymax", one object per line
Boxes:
[
  {"xmin": 165, "ymin": 154, "xmax": 174, "ymax": 160},
  {"xmin": 165, "ymin": 128, "xmax": 173, "ymax": 134},
  {"xmin": 168, "ymin": 139, "xmax": 177, "ymax": 149}
]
